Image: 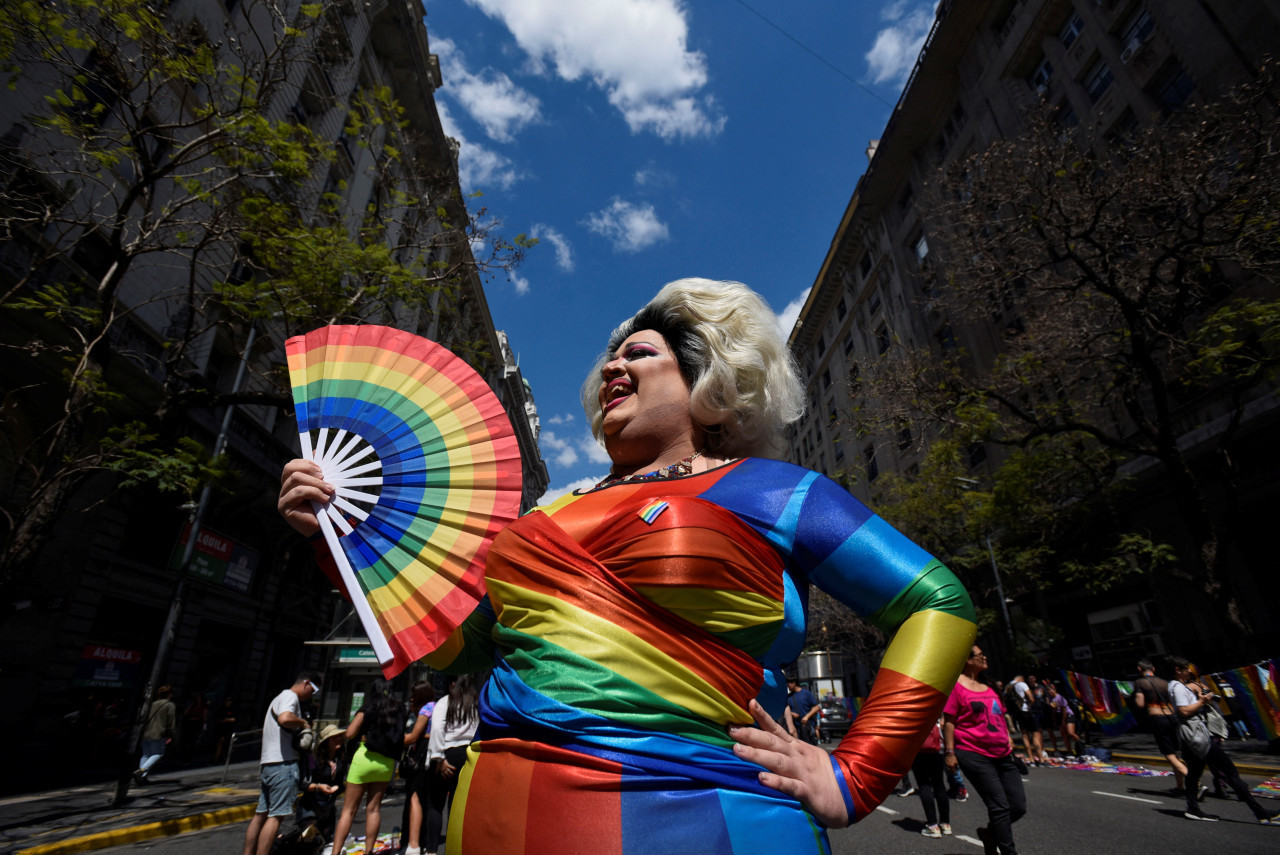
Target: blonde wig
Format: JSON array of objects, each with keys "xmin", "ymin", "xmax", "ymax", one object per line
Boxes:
[{"xmin": 581, "ymin": 278, "xmax": 805, "ymax": 458}]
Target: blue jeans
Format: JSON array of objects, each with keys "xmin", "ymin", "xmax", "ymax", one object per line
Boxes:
[{"xmin": 139, "ymin": 738, "xmax": 166, "ymax": 773}]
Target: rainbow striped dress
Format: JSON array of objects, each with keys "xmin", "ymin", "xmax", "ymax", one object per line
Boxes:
[{"xmin": 424, "ymin": 457, "xmax": 975, "ymax": 854}]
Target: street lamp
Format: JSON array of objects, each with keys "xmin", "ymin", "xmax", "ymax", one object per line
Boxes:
[
  {"xmin": 955, "ymin": 477, "xmax": 1015, "ymax": 648},
  {"xmin": 113, "ymin": 323, "xmax": 258, "ymax": 805}
]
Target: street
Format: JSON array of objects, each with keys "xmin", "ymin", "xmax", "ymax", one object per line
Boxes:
[{"xmin": 93, "ymin": 764, "xmax": 1279, "ymax": 855}]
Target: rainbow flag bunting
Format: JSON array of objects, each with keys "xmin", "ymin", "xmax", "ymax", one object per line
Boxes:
[{"xmin": 1218, "ymin": 664, "xmax": 1280, "ymax": 742}]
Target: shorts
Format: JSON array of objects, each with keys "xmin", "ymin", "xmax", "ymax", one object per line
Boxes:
[
  {"xmin": 1149, "ymin": 715, "xmax": 1180, "ymax": 756},
  {"xmin": 347, "ymin": 743, "xmax": 396, "ymax": 784},
  {"xmin": 257, "ymin": 762, "xmax": 300, "ymax": 817}
]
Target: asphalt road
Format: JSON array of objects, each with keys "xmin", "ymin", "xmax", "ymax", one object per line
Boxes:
[{"xmin": 97, "ymin": 766, "xmax": 1279, "ymax": 855}]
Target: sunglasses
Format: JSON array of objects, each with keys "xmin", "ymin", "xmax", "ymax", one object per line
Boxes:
[{"xmin": 307, "ymin": 680, "xmax": 322, "ymax": 694}]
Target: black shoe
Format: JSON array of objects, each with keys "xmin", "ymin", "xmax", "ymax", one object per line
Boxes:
[
  {"xmin": 1260, "ymin": 810, "xmax": 1280, "ymax": 825},
  {"xmin": 1184, "ymin": 810, "xmax": 1219, "ymax": 822},
  {"xmin": 976, "ymin": 826, "xmax": 998, "ymax": 855}
]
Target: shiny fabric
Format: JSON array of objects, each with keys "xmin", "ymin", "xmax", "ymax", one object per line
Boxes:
[{"xmin": 424, "ymin": 458, "xmax": 976, "ymax": 853}]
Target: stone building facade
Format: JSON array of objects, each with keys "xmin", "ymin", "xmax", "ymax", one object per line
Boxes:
[
  {"xmin": 788, "ymin": 0, "xmax": 1280, "ymax": 673},
  {"xmin": 0, "ymin": 0, "xmax": 545, "ymax": 774}
]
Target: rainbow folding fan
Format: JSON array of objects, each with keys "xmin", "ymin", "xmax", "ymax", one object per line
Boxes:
[{"xmin": 286, "ymin": 325, "xmax": 523, "ymax": 677}]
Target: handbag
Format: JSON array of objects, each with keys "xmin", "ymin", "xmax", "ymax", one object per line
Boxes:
[{"xmin": 1178, "ymin": 716, "xmax": 1211, "ymax": 758}]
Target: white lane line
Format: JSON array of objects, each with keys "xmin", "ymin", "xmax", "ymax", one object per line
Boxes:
[
  {"xmin": 1092, "ymin": 790, "xmax": 1162, "ymax": 804},
  {"xmin": 875, "ymin": 805, "xmax": 899, "ymax": 815},
  {"xmin": 955, "ymin": 835, "xmax": 984, "ymax": 847}
]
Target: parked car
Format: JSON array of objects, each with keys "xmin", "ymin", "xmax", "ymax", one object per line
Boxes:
[{"xmin": 816, "ymin": 698, "xmax": 853, "ymax": 743}]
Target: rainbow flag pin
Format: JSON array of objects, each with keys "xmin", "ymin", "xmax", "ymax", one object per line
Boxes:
[{"xmin": 638, "ymin": 500, "xmax": 669, "ymax": 524}]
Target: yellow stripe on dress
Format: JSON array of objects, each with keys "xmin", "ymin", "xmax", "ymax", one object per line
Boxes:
[
  {"xmin": 487, "ymin": 578, "xmax": 752, "ymax": 725},
  {"xmin": 634, "ymin": 586, "xmax": 782, "ymax": 635},
  {"xmin": 878, "ymin": 609, "xmax": 977, "ymax": 694}
]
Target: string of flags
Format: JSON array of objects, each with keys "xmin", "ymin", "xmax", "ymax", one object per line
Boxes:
[{"xmin": 1058, "ymin": 659, "xmax": 1280, "ymax": 742}]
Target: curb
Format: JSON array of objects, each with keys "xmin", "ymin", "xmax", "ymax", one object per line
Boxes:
[
  {"xmin": 1110, "ymin": 751, "xmax": 1280, "ymax": 779},
  {"xmin": 14, "ymin": 802, "xmax": 256, "ymax": 855}
]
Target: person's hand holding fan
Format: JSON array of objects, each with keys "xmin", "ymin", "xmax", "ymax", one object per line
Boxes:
[{"xmin": 286, "ymin": 325, "xmax": 523, "ymax": 676}]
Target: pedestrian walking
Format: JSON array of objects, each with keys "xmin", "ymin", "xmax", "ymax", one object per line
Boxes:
[
  {"xmin": 1132, "ymin": 659, "xmax": 1188, "ymax": 794},
  {"xmin": 400, "ymin": 680, "xmax": 437, "ymax": 855},
  {"xmin": 134, "ymin": 685, "xmax": 175, "ymax": 782},
  {"xmin": 944, "ymin": 646, "xmax": 1026, "ymax": 855},
  {"xmin": 242, "ymin": 672, "xmax": 322, "ymax": 855},
  {"xmin": 913, "ymin": 718, "xmax": 951, "ymax": 838},
  {"xmin": 330, "ymin": 679, "xmax": 406, "ymax": 855},
  {"xmin": 419, "ymin": 673, "xmax": 482, "ymax": 855},
  {"xmin": 1169, "ymin": 657, "xmax": 1280, "ymax": 825}
]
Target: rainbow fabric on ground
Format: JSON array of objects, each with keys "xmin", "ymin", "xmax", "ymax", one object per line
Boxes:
[{"xmin": 425, "ymin": 457, "xmax": 976, "ymax": 854}]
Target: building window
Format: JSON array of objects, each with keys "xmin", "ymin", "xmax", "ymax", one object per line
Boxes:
[
  {"xmin": 1059, "ymin": 13, "xmax": 1084, "ymax": 48},
  {"xmin": 868, "ymin": 289, "xmax": 882, "ymax": 316},
  {"xmin": 1120, "ymin": 9, "xmax": 1155, "ymax": 52},
  {"xmin": 875, "ymin": 324, "xmax": 891, "ymax": 355},
  {"xmin": 968, "ymin": 442, "xmax": 988, "ymax": 468},
  {"xmin": 859, "ymin": 252, "xmax": 874, "ymax": 279},
  {"xmin": 864, "ymin": 446, "xmax": 879, "ymax": 482},
  {"xmin": 821, "ymin": 368, "xmax": 832, "ymax": 390},
  {"xmin": 897, "ymin": 423, "xmax": 913, "ymax": 452},
  {"xmin": 913, "ymin": 233, "xmax": 930, "ymax": 267},
  {"xmin": 843, "ymin": 336, "xmax": 855, "ymax": 357},
  {"xmin": 1084, "ymin": 59, "xmax": 1114, "ymax": 103},
  {"xmin": 836, "ymin": 296, "xmax": 848, "ymax": 320},
  {"xmin": 1152, "ymin": 61, "xmax": 1195, "ymax": 113},
  {"xmin": 936, "ymin": 325, "xmax": 957, "ymax": 352},
  {"xmin": 815, "ymin": 333, "xmax": 826, "ymax": 357},
  {"xmin": 1029, "ymin": 56, "xmax": 1053, "ymax": 94}
]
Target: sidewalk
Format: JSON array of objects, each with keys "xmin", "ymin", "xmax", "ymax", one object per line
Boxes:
[
  {"xmin": 2, "ymin": 733, "xmax": 1275, "ymax": 855},
  {"xmin": 1089, "ymin": 730, "xmax": 1280, "ymax": 777},
  {"xmin": 0, "ymin": 760, "xmax": 265, "ymax": 855}
]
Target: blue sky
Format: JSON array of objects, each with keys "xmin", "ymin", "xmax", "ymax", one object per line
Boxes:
[{"xmin": 420, "ymin": 0, "xmax": 937, "ymax": 501}]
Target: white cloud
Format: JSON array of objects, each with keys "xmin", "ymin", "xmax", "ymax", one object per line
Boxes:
[
  {"xmin": 510, "ymin": 271, "xmax": 531, "ymax": 295},
  {"xmin": 777, "ymin": 287, "xmax": 811, "ymax": 338},
  {"xmin": 537, "ymin": 474, "xmax": 606, "ymax": 506},
  {"xmin": 465, "ymin": 0, "xmax": 725, "ymax": 140},
  {"xmin": 865, "ymin": 3, "xmax": 936, "ymax": 87},
  {"xmin": 539, "ymin": 429, "xmax": 579, "ymax": 467},
  {"xmin": 583, "ymin": 198, "xmax": 669, "ymax": 252},
  {"xmin": 634, "ymin": 166, "xmax": 674, "ymax": 187},
  {"xmin": 546, "ymin": 413, "xmax": 574, "ymax": 425},
  {"xmin": 579, "ymin": 433, "xmax": 611, "ymax": 465},
  {"xmin": 435, "ymin": 38, "xmax": 542, "ymax": 143},
  {"xmin": 531, "ymin": 224, "xmax": 574, "ymax": 271},
  {"xmin": 435, "ymin": 101, "xmax": 522, "ymax": 191}
]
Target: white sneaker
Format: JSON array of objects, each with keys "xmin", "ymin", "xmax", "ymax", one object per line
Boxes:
[
  {"xmin": 320, "ymin": 844, "xmax": 333, "ymax": 855},
  {"xmin": 921, "ymin": 825, "xmax": 942, "ymax": 838}
]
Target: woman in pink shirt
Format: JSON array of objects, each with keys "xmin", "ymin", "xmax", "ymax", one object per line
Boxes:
[{"xmin": 943, "ymin": 646, "xmax": 1026, "ymax": 855}]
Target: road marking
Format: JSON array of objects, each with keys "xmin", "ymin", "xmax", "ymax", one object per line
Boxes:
[
  {"xmin": 1092, "ymin": 790, "xmax": 1162, "ymax": 804},
  {"xmin": 955, "ymin": 835, "xmax": 984, "ymax": 847},
  {"xmin": 875, "ymin": 805, "xmax": 898, "ymax": 815}
]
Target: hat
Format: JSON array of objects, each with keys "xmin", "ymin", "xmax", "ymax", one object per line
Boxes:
[{"xmin": 317, "ymin": 724, "xmax": 344, "ymax": 744}]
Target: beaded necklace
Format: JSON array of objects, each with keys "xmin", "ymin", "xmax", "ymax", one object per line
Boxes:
[{"xmin": 592, "ymin": 450, "xmax": 703, "ymax": 491}]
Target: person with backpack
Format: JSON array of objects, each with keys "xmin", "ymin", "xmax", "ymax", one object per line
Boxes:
[{"xmin": 328, "ymin": 680, "xmax": 406, "ymax": 855}]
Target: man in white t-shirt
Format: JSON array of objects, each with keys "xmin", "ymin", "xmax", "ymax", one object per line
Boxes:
[
  {"xmin": 1010, "ymin": 676, "xmax": 1038, "ymax": 762},
  {"xmin": 242, "ymin": 672, "xmax": 322, "ymax": 855}
]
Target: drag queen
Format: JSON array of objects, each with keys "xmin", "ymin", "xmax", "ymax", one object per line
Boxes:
[{"xmin": 280, "ymin": 278, "xmax": 976, "ymax": 854}]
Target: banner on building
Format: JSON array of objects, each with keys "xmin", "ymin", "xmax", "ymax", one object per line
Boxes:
[
  {"xmin": 170, "ymin": 523, "xmax": 258, "ymax": 593},
  {"xmin": 73, "ymin": 645, "xmax": 143, "ymax": 688}
]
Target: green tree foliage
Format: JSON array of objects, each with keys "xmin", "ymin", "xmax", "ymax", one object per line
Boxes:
[
  {"xmin": 862, "ymin": 64, "xmax": 1280, "ymax": 652},
  {"xmin": 0, "ymin": 0, "xmax": 529, "ymax": 588}
]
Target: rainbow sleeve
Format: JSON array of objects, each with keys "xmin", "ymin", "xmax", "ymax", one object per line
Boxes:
[{"xmin": 711, "ymin": 461, "xmax": 976, "ymax": 823}]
